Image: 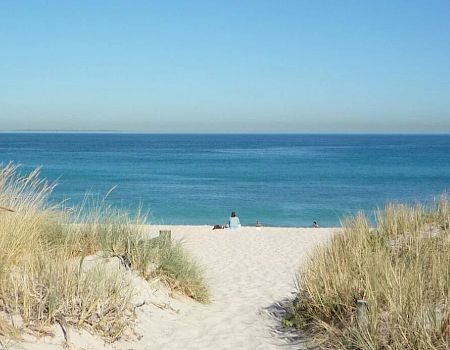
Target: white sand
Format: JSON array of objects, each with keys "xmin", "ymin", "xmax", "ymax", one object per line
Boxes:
[{"xmin": 13, "ymin": 226, "xmax": 336, "ymax": 350}]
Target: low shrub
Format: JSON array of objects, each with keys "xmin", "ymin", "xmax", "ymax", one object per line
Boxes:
[{"xmin": 288, "ymin": 202, "xmax": 449, "ymax": 349}]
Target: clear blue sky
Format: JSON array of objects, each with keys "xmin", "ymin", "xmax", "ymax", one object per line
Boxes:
[{"xmin": 1, "ymin": 1, "xmax": 450, "ymax": 132}]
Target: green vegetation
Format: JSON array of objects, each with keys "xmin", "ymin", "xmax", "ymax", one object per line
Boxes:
[
  {"xmin": 0, "ymin": 163, "xmax": 208, "ymax": 343},
  {"xmin": 287, "ymin": 200, "xmax": 449, "ymax": 349}
]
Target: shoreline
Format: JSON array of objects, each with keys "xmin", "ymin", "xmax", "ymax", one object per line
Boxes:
[{"xmin": 145, "ymin": 224, "xmax": 340, "ymax": 231}]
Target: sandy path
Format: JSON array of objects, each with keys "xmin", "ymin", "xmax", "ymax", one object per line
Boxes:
[
  {"xmin": 132, "ymin": 226, "xmax": 335, "ymax": 350},
  {"xmin": 15, "ymin": 226, "xmax": 335, "ymax": 350}
]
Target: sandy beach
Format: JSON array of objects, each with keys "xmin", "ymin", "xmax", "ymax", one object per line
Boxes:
[{"xmin": 15, "ymin": 225, "xmax": 336, "ymax": 350}]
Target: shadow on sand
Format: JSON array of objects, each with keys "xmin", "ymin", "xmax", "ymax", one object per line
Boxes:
[{"xmin": 260, "ymin": 295, "xmax": 317, "ymax": 350}]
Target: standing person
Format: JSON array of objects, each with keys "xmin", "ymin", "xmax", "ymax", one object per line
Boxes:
[{"xmin": 229, "ymin": 211, "xmax": 241, "ymax": 229}]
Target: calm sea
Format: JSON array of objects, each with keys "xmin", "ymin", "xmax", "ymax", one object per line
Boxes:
[{"xmin": 1, "ymin": 133, "xmax": 449, "ymax": 227}]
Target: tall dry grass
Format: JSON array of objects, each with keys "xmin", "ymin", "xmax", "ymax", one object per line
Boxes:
[
  {"xmin": 288, "ymin": 201, "xmax": 449, "ymax": 349},
  {"xmin": 0, "ymin": 163, "xmax": 208, "ymax": 343},
  {"xmin": 67, "ymin": 203, "xmax": 209, "ymax": 302},
  {"xmin": 154, "ymin": 238, "xmax": 209, "ymax": 302}
]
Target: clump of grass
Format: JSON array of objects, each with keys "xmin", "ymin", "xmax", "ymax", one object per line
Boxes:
[
  {"xmin": 0, "ymin": 163, "xmax": 209, "ymax": 344},
  {"xmin": 68, "ymin": 204, "xmax": 209, "ymax": 302},
  {"xmin": 288, "ymin": 202, "xmax": 449, "ymax": 349},
  {"xmin": 4, "ymin": 253, "xmax": 133, "ymax": 342},
  {"xmin": 154, "ymin": 239, "xmax": 209, "ymax": 302},
  {"xmin": 0, "ymin": 163, "xmax": 136, "ymax": 342}
]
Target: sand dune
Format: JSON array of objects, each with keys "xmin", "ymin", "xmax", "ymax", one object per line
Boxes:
[{"xmin": 14, "ymin": 226, "xmax": 336, "ymax": 350}]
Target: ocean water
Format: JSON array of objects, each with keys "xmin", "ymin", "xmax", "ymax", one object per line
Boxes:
[{"xmin": 0, "ymin": 133, "xmax": 449, "ymax": 227}]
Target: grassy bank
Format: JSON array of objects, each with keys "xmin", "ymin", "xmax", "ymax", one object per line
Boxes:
[
  {"xmin": 287, "ymin": 200, "xmax": 449, "ymax": 349},
  {"xmin": 0, "ymin": 163, "xmax": 208, "ymax": 343}
]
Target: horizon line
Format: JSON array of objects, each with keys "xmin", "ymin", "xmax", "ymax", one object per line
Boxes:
[{"xmin": 1, "ymin": 130, "xmax": 450, "ymax": 135}]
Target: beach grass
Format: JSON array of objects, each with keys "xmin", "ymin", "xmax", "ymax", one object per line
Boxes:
[
  {"xmin": 287, "ymin": 200, "xmax": 449, "ymax": 349},
  {"xmin": 154, "ymin": 238, "xmax": 209, "ymax": 302},
  {"xmin": 0, "ymin": 163, "xmax": 208, "ymax": 342}
]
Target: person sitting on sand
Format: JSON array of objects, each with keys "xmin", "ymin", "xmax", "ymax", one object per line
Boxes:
[
  {"xmin": 229, "ymin": 211, "xmax": 241, "ymax": 229},
  {"xmin": 312, "ymin": 221, "xmax": 319, "ymax": 228}
]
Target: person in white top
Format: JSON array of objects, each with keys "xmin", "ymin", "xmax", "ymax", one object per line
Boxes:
[{"xmin": 228, "ymin": 211, "xmax": 241, "ymax": 229}]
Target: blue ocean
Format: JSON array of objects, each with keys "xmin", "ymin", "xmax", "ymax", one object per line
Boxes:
[{"xmin": 1, "ymin": 133, "xmax": 449, "ymax": 227}]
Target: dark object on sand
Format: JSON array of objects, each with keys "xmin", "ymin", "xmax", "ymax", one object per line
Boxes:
[
  {"xmin": 0, "ymin": 206, "xmax": 15, "ymax": 213},
  {"xmin": 213, "ymin": 224, "xmax": 225, "ymax": 230},
  {"xmin": 159, "ymin": 230, "xmax": 172, "ymax": 241}
]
